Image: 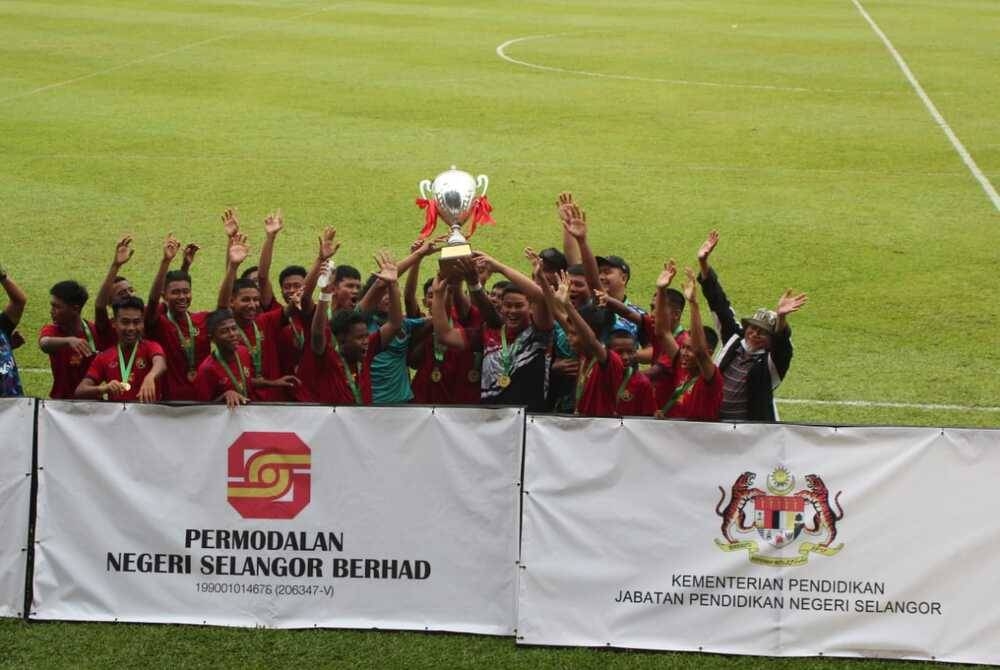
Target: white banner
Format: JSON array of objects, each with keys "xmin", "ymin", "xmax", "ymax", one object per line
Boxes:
[
  {"xmin": 518, "ymin": 416, "xmax": 1000, "ymax": 665},
  {"xmin": 0, "ymin": 398, "xmax": 34, "ymax": 618},
  {"xmin": 33, "ymin": 401, "xmax": 522, "ymax": 632}
]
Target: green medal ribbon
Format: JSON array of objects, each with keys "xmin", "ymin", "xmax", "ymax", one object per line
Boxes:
[
  {"xmin": 213, "ymin": 349, "xmax": 248, "ymax": 396},
  {"xmin": 433, "ymin": 318, "xmax": 452, "ymax": 364},
  {"xmin": 499, "ymin": 326, "xmax": 523, "ymax": 379},
  {"xmin": 166, "ymin": 309, "xmax": 198, "ymax": 372},
  {"xmin": 616, "ymin": 365, "xmax": 635, "ymax": 402},
  {"xmin": 289, "ymin": 319, "xmax": 305, "ymax": 350},
  {"xmin": 573, "ymin": 357, "xmax": 598, "ymax": 413},
  {"xmin": 80, "ymin": 320, "xmax": 96, "ymax": 353},
  {"xmin": 117, "ymin": 341, "xmax": 139, "ymax": 388},
  {"xmin": 237, "ymin": 322, "xmax": 263, "ymax": 372},
  {"xmin": 660, "ymin": 374, "xmax": 698, "ymax": 415},
  {"xmin": 334, "ymin": 345, "xmax": 363, "ymax": 405}
]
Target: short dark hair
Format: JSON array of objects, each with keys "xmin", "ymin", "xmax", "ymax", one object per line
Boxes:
[
  {"xmin": 50, "ymin": 280, "xmax": 88, "ymax": 308},
  {"xmin": 113, "ymin": 276, "xmax": 129, "ymax": 285},
  {"xmin": 579, "ymin": 305, "xmax": 613, "ymax": 338},
  {"xmin": 232, "ymin": 278, "xmax": 259, "ymax": 295},
  {"xmin": 334, "ymin": 265, "xmax": 361, "ymax": 283},
  {"xmin": 491, "ymin": 280, "xmax": 512, "ymax": 291},
  {"xmin": 240, "ymin": 265, "xmax": 259, "ymax": 280},
  {"xmin": 112, "ymin": 296, "xmax": 145, "ymax": 316},
  {"xmin": 539, "ymin": 247, "xmax": 568, "ymax": 272},
  {"xmin": 164, "ymin": 269, "xmax": 192, "ymax": 288},
  {"xmin": 279, "ymin": 265, "xmax": 307, "ymax": 285},
  {"xmin": 608, "ymin": 328, "xmax": 637, "ymax": 343},
  {"xmin": 206, "ymin": 308, "xmax": 235, "ymax": 334},
  {"xmin": 501, "ymin": 285, "xmax": 525, "ymax": 299},
  {"xmin": 566, "ymin": 264, "xmax": 585, "ymax": 277},
  {"xmin": 665, "ymin": 288, "xmax": 685, "ymax": 312},
  {"xmin": 330, "ymin": 309, "xmax": 368, "ymax": 337},
  {"xmin": 703, "ymin": 326, "xmax": 719, "ymax": 352}
]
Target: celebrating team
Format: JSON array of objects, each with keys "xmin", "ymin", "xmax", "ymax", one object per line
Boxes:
[{"xmin": 0, "ymin": 195, "xmax": 807, "ymax": 421}]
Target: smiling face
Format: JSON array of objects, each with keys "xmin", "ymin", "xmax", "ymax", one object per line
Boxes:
[
  {"xmin": 230, "ymin": 286, "xmax": 261, "ymax": 325},
  {"xmin": 598, "ymin": 265, "xmax": 628, "ymax": 298},
  {"xmin": 744, "ymin": 324, "xmax": 772, "ymax": 351},
  {"xmin": 211, "ymin": 318, "xmax": 242, "ymax": 354},
  {"xmin": 500, "ymin": 291, "xmax": 531, "ymax": 331},
  {"xmin": 114, "ymin": 307, "xmax": 144, "ymax": 346},
  {"xmin": 280, "ymin": 274, "xmax": 305, "ymax": 306},
  {"xmin": 112, "ymin": 279, "xmax": 134, "ymax": 302},
  {"xmin": 609, "ymin": 333, "xmax": 638, "ymax": 368},
  {"xmin": 163, "ymin": 279, "xmax": 192, "ymax": 316}
]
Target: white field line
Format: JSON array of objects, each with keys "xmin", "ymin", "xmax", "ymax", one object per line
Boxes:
[
  {"xmin": 0, "ymin": 4, "xmax": 342, "ymax": 105},
  {"xmin": 15, "ymin": 367, "xmax": 999, "ymax": 413},
  {"xmin": 496, "ymin": 34, "xmax": 818, "ymax": 93},
  {"xmin": 850, "ymin": 0, "xmax": 1000, "ymax": 212}
]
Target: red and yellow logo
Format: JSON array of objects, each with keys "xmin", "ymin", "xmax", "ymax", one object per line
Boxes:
[{"xmin": 227, "ymin": 432, "xmax": 311, "ymax": 519}]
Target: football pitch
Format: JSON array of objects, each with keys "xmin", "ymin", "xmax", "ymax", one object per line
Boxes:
[{"xmin": 0, "ymin": 0, "xmax": 997, "ymax": 666}]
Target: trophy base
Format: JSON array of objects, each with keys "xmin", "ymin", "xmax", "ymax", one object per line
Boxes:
[{"xmin": 439, "ymin": 243, "xmax": 472, "ymax": 261}]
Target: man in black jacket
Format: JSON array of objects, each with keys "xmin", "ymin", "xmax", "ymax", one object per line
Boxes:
[{"xmin": 696, "ymin": 231, "xmax": 807, "ymax": 421}]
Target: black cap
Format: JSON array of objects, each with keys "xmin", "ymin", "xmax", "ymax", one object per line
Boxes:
[
  {"xmin": 596, "ymin": 255, "xmax": 630, "ymax": 277},
  {"xmin": 539, "ymin": 247, "xmax": 568, "ymax": 272}
]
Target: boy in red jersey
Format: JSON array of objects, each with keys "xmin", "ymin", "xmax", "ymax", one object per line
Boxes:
[
  {"xmin": 297, "ymin": 248, "xmax": 402, "ymax": 405},
  {"xmin": 217, "ymin": 232, "xmax": 293, "ymax": 401},
  {"xmin": 94, "ymin": 236, "xmax": 136, "ymax": 344},
  {"xmin": 39, "ymin": 280, "xmax": 110, "ymax": 399},
  {"xmin": 145, "ymin": 234, "xmax": 211, "ymax": 400},
  {"xmin": 655, "ymin": 269, "xmax": 723, "ymax": 421},
  {"xmin": 75, "ymin": 297, "xmax": 166, "ymax": 402},
  {"xmin": 542, "ymin": 270, "xmax": 622, "ymax": 417},
  {"xmin": 194, "ymin": 309, "xmax": 299, "ymax": 408}
]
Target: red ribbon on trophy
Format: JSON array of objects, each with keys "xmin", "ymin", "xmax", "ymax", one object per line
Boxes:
[
  {"xmin": 415, "ymin": 197, "xmax": 439, "ymax": 239},
  {"xmin": 467, "ymin": 195, "xmax": 495, "ymax": 237}
]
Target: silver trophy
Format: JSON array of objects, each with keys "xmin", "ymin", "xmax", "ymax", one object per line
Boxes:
[{"xmin": 418, "ymin": 166, "xmax": 490, "ymax": 261}]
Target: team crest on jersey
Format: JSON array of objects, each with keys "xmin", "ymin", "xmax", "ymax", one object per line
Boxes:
[{"xmin": 714, "ymin": 466, "xmax": 844, "ymax": 567}]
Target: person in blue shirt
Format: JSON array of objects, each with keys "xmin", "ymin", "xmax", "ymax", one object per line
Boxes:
[{"xmin": 0, "ymin": 265, "xmax": 27, "ymax": 397}]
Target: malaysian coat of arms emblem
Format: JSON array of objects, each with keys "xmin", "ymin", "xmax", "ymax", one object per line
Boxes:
[{"xmin": 715, "ymin": 466, "xmax": 845, "ymax": 566}]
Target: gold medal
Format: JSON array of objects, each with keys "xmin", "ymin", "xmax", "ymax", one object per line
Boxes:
[
  {"xmin": 430, "ymin": 368, "xmax": 443, "ymax": 383},
  {"xmin": 467, "ymin": 370, "xmax": 481, "ymax": 383},
  {"xmin": 620, "ymin": 390, "xmax": 633, "ymax": 402},
  {"xmin": 498, "ymin": 374, "xmax": 511, "ymax": 389},
  {"xmin": 187, "ymin": 369, "xmax": 197, "ymax": 382},
  {"xmin": 122, "ymin": 382, "xmax": 132, "ymax": 392}
]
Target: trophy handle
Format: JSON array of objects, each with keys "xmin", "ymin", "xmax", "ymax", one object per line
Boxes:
[
  {"xmin": 418, "ymin": 179, "xmax": 432, "ymax": 200},
  {"xmin": 476, "ymin": 175, "xmax": 489, "ymax": 197}
]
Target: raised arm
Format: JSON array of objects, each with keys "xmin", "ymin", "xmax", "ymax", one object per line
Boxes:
[
  {"xmin": 311, "ymin": 261, "xmax": 335, "ymax": 356},
  {"xmin": 473, "ymin": 251, "xmax": 543, "ymax": 303},
  {"xmin": 654, "ymin": 260, "xmax": 680, "ymax": 361},
  {"xmin": 553, "ymin": 271, "xmax": 605, "ymax": 362},
  {"xmin": 302, "ymin": 227, "xmax": 341, "ymax": 314},
  {"xmin": 471, "ymin": 257, "xmax": 502, "ymax": 328},
  {"xmin": 179, "ymin": 243, "xmax": 199, "ymax": 274},
  {"xmin": 217, "ymin": 233, "xmax": 249, "ymax": 309},
  {"xmin": 373, "ymin": 251, "xmax": 403, "ymax": 347},
  {"xmin": 697, "ymin": 229, "xmax": 719, "ymax": 280},
  {"xmin": 257, "ymin": 210, "xmax": 283, "ymax": 309},
  {"xmin": 221, "ymin": 208, "xmax": 240, "ymax": 270},
  {"xmin": 146, "ymin": 234, "xmax": 179, "ymax": 331},
  {"xmin": 683, "ymin": 268, "xmax": 716, "ymax": 381},
  {"xmin": 429, "ymin": 276, "xmax": 467, "ymax": 350},
  {"xmin": 0, "ymin": 267, "xmax": 27, "ymax": 326},
  {"xmin": 595, "ymin": 290, "xmax": 643, "ymax": 325},
  {"xmin": 560, "ymin": 202, "xmax": 602, "ymax": 294},
  {"xmin": 98, "ymin": 236, "xmax": 134, "ymax": 321},
  {"xmin": 557, "ymin": 192, "xmax": 582, "ymax": 266}
]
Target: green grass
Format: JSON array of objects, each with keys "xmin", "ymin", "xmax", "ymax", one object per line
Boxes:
[
  {"xmin": 0, "ymin": 0, "xmax": 998, "ymax": 665},
  {"xmin": 0, "ymin": 620, "xmax": 985, "ymax": 670}
]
